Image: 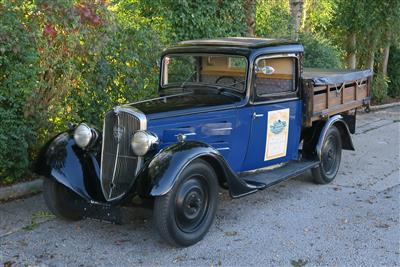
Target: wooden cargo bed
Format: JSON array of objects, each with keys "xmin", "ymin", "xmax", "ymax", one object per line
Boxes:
[{"xmin": 302, "ymin": 68, "xmax": 372, "ymax": 127}]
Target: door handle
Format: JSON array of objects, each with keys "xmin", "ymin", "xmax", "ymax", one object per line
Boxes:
[{"xmin": 252, "ymin": 112, "xmax": 264, "ymax": 119}]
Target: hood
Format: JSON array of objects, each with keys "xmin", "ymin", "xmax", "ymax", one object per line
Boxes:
[{"xmin": 129, "ymin": 91, "xmax": 243, "ymax": 119}]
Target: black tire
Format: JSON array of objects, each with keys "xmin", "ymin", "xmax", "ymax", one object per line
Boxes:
[
  {"xmin": 43, "ymin": 178, "xmax": 84, "ymax": 221},
  {"xmin": 153, "ymin": 159, "xmax": 219, "ymax": 247},
  {"xmin": 312, "ymin": 126, "xmax": 342, "ymax": 184}
]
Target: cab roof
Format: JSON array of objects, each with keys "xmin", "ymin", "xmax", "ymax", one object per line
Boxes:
[
  {"xmin": 162, "ymin": 37, "xmax": 304, "ymax": 57},
  {"xmin": 177, "ymin": 37, "xmax": 298, "ymax": 48}
]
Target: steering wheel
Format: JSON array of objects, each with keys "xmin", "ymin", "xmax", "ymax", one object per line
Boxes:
[{"xmin": 215, "ymin": 76, "xmax": 237, "ymax": 84}]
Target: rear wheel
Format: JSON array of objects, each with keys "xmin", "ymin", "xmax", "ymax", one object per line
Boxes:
[
  {"xmin": 312, "ymin": 126, "xmax": 342, "ymax": 184},
  {"xmin": 43, "ymin": 178, "xmax": 84, "ymax": 221},
  {"xmin": 153, "ymin": 159, "xmax": 218, "ymax": 247}
]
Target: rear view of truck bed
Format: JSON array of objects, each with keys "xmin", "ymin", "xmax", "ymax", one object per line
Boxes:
[{"xmin": 302, "ymin": 68, "xmax": 372, "ymax": 126}]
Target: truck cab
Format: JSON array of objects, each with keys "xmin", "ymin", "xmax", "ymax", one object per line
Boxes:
[{"xmin": 37, "ymin": 37, "xmax": 372, "ymax": 247}]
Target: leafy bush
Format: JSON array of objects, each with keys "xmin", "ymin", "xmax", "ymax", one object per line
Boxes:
[
  {"xmin": 299, "ymin": 32, "xmax": 342, "ymax": 69},
  {"xmin": 0, "ymin": 2, "xmax": 40, "ymax": 181},
  {"xmin": 139, "ymin": 0, "xmax": 246, "ymax": 42},
  {"xmin": 0, "ymin": 0, "xmax": 163, "ymax": 181},
  {"xmin": 371, "ymin": 74, "xmax": 389, "ymax": 104},
  {"xmin": 61, "ymin": 0, "xmax": 164, "ymax": 129},
  {"xmin": 0, "ymin": 110, "xmax": 34, "ymax": 181},
  {"xmin": 256, "ymin": 0, "xmax": 292, "ymax": 39},
  {"xmin": 0, "ymin": 0, "xmax": 247, "ymax": 182},
  {"xmin": 387, "ymin": 45, "xmax": 400, "ymax": 98}
]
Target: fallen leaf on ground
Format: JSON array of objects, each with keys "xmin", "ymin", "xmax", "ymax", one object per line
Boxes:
[
  {"xmin": 224, "ymin": 231, "xmax": 238, "ymax": 236},
  {"xmin": 3, "ymin": 261, "xmax": 15, "ymax": 267},
  {"xmin": 375, "ymin": 222, "xmax": 390, "ymax": 229},
  {"xmin": 291, "ymin": 259, "xmax": 308, "ymax": 267},
  {"xmin": 114, "ymin": 239, "xmax": 130, "ymax": 245},
  {"xmin": 173, "ymin": 255, "xmax": 186, "ymax": 263}
]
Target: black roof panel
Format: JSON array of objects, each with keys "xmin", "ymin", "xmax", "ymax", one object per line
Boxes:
[{"xmin": 177, "ymin": 37, "xmax": 298, "ymax": 48}]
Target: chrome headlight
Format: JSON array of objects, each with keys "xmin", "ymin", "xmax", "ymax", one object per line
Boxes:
[
  {"xmin": 74, "ymin": 123, "xmax": 93, "ymax": 148},
  {"xmin": 131, "ymin": 131, "xmax": 158, "ymax": 156}
]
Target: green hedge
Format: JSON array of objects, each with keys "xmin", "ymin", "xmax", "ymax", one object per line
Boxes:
[
  {"xmin": 299, "ymin": 32, "xmax": 343, "ymax": 69},
  {"xmin": 0, "ymin": 0, "xmax": 164, "ymax": 182},
  {"xmin": 4, "ymin": 0, "xmax": 385, "ymax": 183},
  {"xmin": 0, "ymin": 0, "xmax": 246, "ymax": 182},
  {"xmin": 388, "ymin": 46, "xmax": 400, "ymax": 98}
]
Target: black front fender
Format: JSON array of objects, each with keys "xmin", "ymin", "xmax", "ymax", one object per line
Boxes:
[
  {"xmin": 35, "ymin": 132, "xmax": 105, "ymax": 202},
  {"xmin": 136, "ymin": 141, "xmax": 257, "ymax": 198}
]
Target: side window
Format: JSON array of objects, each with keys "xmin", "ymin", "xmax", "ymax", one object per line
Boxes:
[{"xmin": 255, "ymin": 57, "xmax": 296, "ymax": 97}]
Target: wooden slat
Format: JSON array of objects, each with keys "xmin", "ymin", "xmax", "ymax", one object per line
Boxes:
[
  {"xmin": 303, "ymin": 81, "xmax": 314, "ymax": 127},
  {"xmin": 341, "ymin": 85, "xmax": 344, "ymax": 104},
  {"xmin": 201, "ymin": 69, "xmax": 245, "ymax": 77},
  {"xmin": 311, "ymin": 100, "xmax": 365, "ymax": 122},
  {"xmin": 355, "ymin": 83, "xmax": 358, "ymax": 100},
  {"xmin": 313, "ymin": 86, "xmax": 326, "ymax": 93},
  {"xmin": 256, "ymin": 73, "xmax": 293, "ymax": 79},
  {"xmin": 326, "ymin": 85, "xmax": 329, "ymax": 109},
  {"xmin": 357, "ymin": 84, "xmax": 368, "ymax": 100},
  {"xmin": 344, "ymin": 86, "xmax": 356, "ymax": 102},
  {"xmin": 304, "ymin": 76, "xmax": 370, "ymax": 127},
  {"xmin": 329, "ymin": 89, "xmax": 341, "ymax": 107},
  {"xmin": 313, "ymin": 93, "xmax": 327, "ymax": 113}
]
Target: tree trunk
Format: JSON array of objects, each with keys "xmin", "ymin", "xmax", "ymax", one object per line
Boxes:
[
  {"xmin": 366, "ymin": 38, "xmax": 376, "ymax": 71},
  {"xmin": 381, "ymin": 43, "xmax": 390, "ymax": 76},
  {"xmin": 346, "ymin": 33, "xmax": 357, "ymax": 69},
  {"xmin": 289, "ymin": 0, "xmax": 304, "ymax": 40},
  {"xmin": 243, "ymin": 0, "xmax": 256, "ymax": 37},
  {"xmin": 302, "ymin": 0, "xmax": 316, "ymax": 32},
  {"xmin": 367, "ymin": 51, "xmax": 375, "ymax": 71}
]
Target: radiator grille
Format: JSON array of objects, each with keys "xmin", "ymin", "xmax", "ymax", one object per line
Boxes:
[{"xmin": 100, "ymin": 108, "xmax": 143, "ymax": 201}]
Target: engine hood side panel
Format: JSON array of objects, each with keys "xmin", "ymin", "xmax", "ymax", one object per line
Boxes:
[{"xmin": 146, "ymin": 108, "xmax": 248, "ymax": 172}]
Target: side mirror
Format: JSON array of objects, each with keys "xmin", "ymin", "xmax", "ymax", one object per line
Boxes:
[
  {"xmin": 156, "ymin": 59, "xmax": 161, "ymax": 68},
  {"xmin": 255, "ymin": 65, "xmax": 275, "ymax": 75}
]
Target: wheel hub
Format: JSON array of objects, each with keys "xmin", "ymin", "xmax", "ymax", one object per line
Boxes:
[
  {"xmin": 175, "ymin": 176, "xmax": 209, "ymax": 233},
  {"xmin": 184, "ymin": 191, "xmax": 203, "ymax": 218},
  {"xmin": 321, "ymin": 135, "xmax": 339, "ymax": 176}
]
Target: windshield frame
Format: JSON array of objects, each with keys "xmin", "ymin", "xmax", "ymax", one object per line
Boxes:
[{"xmin": 159, "ymin": 53, "xmax": 249, "ymax": 95}]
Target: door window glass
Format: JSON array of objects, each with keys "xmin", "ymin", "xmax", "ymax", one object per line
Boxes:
[{"xmin": 255, "ymin": 57, "xmax": 295, "ymax": 96}]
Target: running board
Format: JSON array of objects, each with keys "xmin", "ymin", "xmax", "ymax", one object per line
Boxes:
[{"xmin": 240, "ymin": 160, "xmax": 320, "ymax": 189}]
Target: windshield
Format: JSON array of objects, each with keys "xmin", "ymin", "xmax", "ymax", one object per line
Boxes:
[{"xmin": 161, "ymin": 54, "xmax": 247, "ymax": 92}]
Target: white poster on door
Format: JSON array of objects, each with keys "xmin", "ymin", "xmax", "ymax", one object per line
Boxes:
[{"xmin": 264, "ymin": 108, "xmax": 290, "ymax": 161}]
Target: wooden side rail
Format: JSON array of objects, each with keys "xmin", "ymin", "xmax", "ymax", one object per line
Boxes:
[{"xmin": 303, "ymin": 77, "xmax": 370, "ymax": 127}]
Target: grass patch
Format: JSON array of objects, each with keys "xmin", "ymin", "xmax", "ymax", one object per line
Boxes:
[
  {"xmin": 22, "ymin": 221, "xmax": 38, "ymax": 231},
  {"xmin": 32, "ymin": 210, "xmax": 55, "ymax": 220},
  {"xmin": 21, "ymin": 211, "xmax": 55, "ymax": 231}
]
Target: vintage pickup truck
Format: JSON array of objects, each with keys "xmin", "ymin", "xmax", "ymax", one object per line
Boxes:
[{"xmin": 37, "ymin": 38, "xmax": 372, "ymax": 247}]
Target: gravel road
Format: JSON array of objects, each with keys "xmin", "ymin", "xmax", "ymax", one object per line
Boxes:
[{"xmin": 1, "ymin": 106, "xmax": 399, "ymax": 267}]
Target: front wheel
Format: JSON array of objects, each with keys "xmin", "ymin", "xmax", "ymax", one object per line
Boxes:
[
  {"xmin": 153, "ymin": 159, "xmax": 219, "ymax": 247},
  {"xmin": 312, "ymin": 126, "xmax": 342, "ymax": 184},
  {"xmin": 43, "ymin": 178, "xmax": 84, "ymax": 221}
]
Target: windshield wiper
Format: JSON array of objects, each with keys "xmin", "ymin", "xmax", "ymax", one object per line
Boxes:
[
  {"xmin": 179, "ymin": 71, "xmax": 197, "ymax": 89},
  {"xmin": 219, "ymin": 79, "xmax": 245, "ymax": 89}
]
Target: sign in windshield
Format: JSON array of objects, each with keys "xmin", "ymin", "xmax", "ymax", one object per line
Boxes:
[{"xmin": 162, "ymin": 54, "xmax": 247, "ymax": 92}]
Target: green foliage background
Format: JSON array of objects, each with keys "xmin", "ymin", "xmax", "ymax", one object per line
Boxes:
[{"xmin": 0, "ymin": 0, "xmax": 399, "ymax": 182}]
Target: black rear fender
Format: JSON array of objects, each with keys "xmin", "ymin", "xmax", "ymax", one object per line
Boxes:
[{"xmin": 302, "ymin": 115, "xmax": 355, "ymax": 159}]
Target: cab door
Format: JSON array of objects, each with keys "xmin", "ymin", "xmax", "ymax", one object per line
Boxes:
[{"xmin": 242, "ymin": 55, "xmax": 302, "ymax": 171}]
